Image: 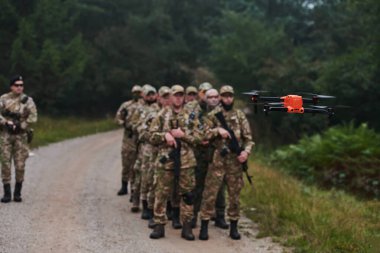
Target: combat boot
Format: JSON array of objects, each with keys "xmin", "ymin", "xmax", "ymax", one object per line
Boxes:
[
  {"xmin": 150, "ymin": 224, "xmax": 165, "ymax": 239},
  {"xmin": 117, "ymin": 180, "xmax": 128, "ymax": 196},
  {"xmin": 131, "ymin": 192, "xmax": 140, "ymax": 213},
  {"xmin": 166, "ymin": 201, "xmax": 172, "ymax": 220},
  {"xmin": 215, "ymin": 213, "xmax": 229, "ymax": 229},
  {"xmin": 171, "ymin": 207, "xmax": 182, "ymax": 229},
  {"xmin": 13, "ymin": 182, "xmax": 23, "ymax": 202},
  {"xmin": 147, "ymin": 208, "xmax": 155, "ymax": 228},
  {"xmin": 141, "ymin": 200, "xmax": 150, "ymax": 220},
  {"xmin": 191, "ymin": 213, "xmax": 197, "ymax": 228},
  {"xmin": 181, "ymin": 221, "xmax": 195, "ymax": 241},
  {"xmin": 1, "ymin": 184, "xmax": 11, "ymax": 203},
  {"xmin": 229, "ymin": 220, "xmax": 241, "ymax": 240},
  {"xmin": 199, "ymin": 220, "xmax": 209, "ymax": 240},
  {"xmin": 129, "ymin": 189, "xmax": 134, "ymax": 203}
]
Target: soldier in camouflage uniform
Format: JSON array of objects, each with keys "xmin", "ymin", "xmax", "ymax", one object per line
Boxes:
[
  {"xmin": 149, "ymin": 85, "xmax": 202, "ymax": 241},
  {"xmin": 0, "ymin": 75, "xmax": 37, "ymax": 203},
  {"xmin": 130, "ymin": 85, "xmax": 159, "ymax": 213},
  {"xmin": 199, "ymin": 85, "xmax": 254, "ymax": 240},
  {"xmin": 185, "ymin": 86, "xmax": 198, "ymax": 103},
  {"xmin": 147, "ymin": 86, "xmax": 172, "ymax": 228},
  {"xmin": 184, "ymin": 82, "xmax": 228, "ymax": 229},
  {"xmin": 115, "ymin": 85, "xmax": 142, "ymax": 196}
]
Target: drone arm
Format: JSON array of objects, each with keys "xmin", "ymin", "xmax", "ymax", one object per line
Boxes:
[
  {"xmin": 303, "ymin": 108, "xmax": 328, "ymax": 114},
  {"xmin": 265, "ymin": 107, "xmax": 288, "ymax": 112}
]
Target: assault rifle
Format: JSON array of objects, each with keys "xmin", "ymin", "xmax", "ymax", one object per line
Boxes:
[
  {"xmin": 2, "ymin": 110, "xmax": 22, "ymax": 134},
  {"xmin": 121, "ymin": 108, "xmax": 133, "ymax": 138},
  {"xmin": 169, "ymin": 120, "xmax": 182, "ymax": 197},
  {"xmin": 214, "ymin": 111, "xmax": 253, "ymax": 185}
]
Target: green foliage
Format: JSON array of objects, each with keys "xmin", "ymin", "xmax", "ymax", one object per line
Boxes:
[
  {"xmin": 31, "ymin": 116, "xmax": 117, "ymax": 148},
  {"xmin": 241, "ymin": 161, "xmax": 380, "ymax": 253},
  {"xmin": 270, "ymin": 123, "xmax": 380, "ymax": 199}
]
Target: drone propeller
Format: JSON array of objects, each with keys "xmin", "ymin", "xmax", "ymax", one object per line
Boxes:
[
  {"xmin": 310, "ymin": 105, "xmax": 328, "ymax": 109},
  {"xmin": 298, "ymin": 92, "xmax": 336, "ymax": 99},
  {"xmin": 242, "ymin": 90, "xmax": 269, "ymax": 96}
]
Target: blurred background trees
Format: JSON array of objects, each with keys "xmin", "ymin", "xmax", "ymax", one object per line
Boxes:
[{"xmin": 0, "ymin": 0, "xmax": 379, "ymax": 138}]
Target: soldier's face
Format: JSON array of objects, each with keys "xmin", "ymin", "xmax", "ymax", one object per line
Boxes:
[
  {"xmin": 206, "ymin": 91, "xmax": 220, "ymax": 107},
  {"xmin": 221, "ymin": 93, "xmax": 234, "ymax": 105},
  {"xmin": 159, "ymin": 94, "xmax": 171, "ymax": 107},
  {"xmin": 185, "ymin": 92, "xmax": 197, "ymax": 103},
  {"xmin": 144, "ymin": 92, "xmax": 157, "ymax": 102},
  {"xmin": 11, "ymin": 81, "xmax": 24, "ymax": 95},
  {"xmin": 171, "ymin": 93, "xmax": 185, "ymax": 108}
]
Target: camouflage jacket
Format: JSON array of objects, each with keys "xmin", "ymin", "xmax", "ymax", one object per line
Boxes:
[
  {"xmin": 205, "ymin": 105, "xmax": 254, "ymax": 155},
  {"xmin": 149, "ymin": 106, "xmax": 203, "ymax": 169},
  {"xmin": 115, "ymin": 98, "xmax": 143, "ymax": 128},
  {"xmin": 134, "ymin": 102, "xmax": 160, "ymax": 143},
  {"xmin": 0, "ymin": 92, "xmax": 37, "ymax": 130}
]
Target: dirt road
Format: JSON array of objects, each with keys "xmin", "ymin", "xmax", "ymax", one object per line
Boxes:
[{"xmin": 0, "ymin": 130, "xmax": 284, "ymax": 253}]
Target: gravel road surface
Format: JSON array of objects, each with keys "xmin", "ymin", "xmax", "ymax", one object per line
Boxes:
[{"xmin": 0, "ymin": 130, "xmax": 285, "ymax": 253}]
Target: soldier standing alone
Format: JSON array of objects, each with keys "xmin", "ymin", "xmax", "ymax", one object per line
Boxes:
[{"xmin": 0, "ymin": 75, "xmax": 37, "ymax": 203}]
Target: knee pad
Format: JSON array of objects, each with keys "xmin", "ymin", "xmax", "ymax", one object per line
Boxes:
[{"xmin": 182, "ymin": 191, "xmax": 194, "ymax": 205}]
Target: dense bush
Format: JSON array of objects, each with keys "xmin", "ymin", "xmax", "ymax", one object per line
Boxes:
[{"xmin": 270, "ymin": 123, "xmax": 380, "ymax": 199}]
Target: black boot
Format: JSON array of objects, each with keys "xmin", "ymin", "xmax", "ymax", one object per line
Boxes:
[
  {"xmin": 181, "ymin": 221, "xmax": 195, "ymax": 241},
  {"xmin": 117, "ymin": 180, "xmax": 128, "ymax": 196},
  {"xmin": 191, "ymin": 214, "xmax": 197, "ymax": 228},
  {"xmin": 199, "ymin": 220, "xmax": 209, "ymax": 240},
  {"xmin": 148, "ymin": 209, "xmax": 156, "ymax": 228},
  {"xmin": 13, "ymin": 182, "xmax": 23, "ymax": 202},
  {"xmin": 129, "ymin": 189, "xmax": 134, "ymax": 203},
  {"xmin": 229, "ymin": 220, "xmax": 241, "ymax": 240},
  {"xmin": 166, "ymin": 201, "xmax": 172, "ymax": 220},
  {"xmin": 150, "ymin": 224, "xmax": 165, "ymax": 239},
  {"xmin": 131, "ymin": 192, "xmax": 140, "ymax": 213},
  {"xmin": 171, "ymin": 207, "xmax": 182, "ymax": 229},
  {"xmin": 141, "ymin": 200, "xmax": 150, "ymax": 220},
  {"xmin": 1, "ymin": 184, "xmax": 11, "ymax": 203},
  {"xmin": 215, "ymin": 213, "xmax": 229, "ymax": 229}
]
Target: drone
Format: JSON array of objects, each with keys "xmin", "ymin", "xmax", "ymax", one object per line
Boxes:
[{"xmin": 243, "ymin": 90, "xmax": 337, "ymax": 117}]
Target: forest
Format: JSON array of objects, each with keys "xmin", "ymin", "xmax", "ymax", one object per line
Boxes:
[{"xmin": 0, "ymin": 0, "xmax": 379, "ymax": 149}]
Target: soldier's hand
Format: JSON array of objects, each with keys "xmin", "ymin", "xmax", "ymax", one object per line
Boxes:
[
  {"xmin": 170, "ymin": 128, "xmax": 185, "ymax": 138},
  {"xmin": 237, "ymin": 151, "xmax": 248, "ymax": 163},
  {"xmin": 6, "ymin": 121, "xmax": 15, "ymax": 130},
  {"xmin": 165, "ymin": 132, "xmax": 177, "ymax": 147},
  {"xmin": 218, "ymin": 127, "xmax": 231, "ymax": 139}
]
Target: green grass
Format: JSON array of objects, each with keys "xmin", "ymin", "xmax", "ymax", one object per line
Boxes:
[
  {"xmin": 241, "ymin": 158, "xmax": 380, "ymax": 253},
  {"xmin": 30, "ymin": 116, "xmax": 118, "ymax": 148}
]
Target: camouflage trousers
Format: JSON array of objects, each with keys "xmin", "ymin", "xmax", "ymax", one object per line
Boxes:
[
  {"xmin": 140, "ymin": 147, "xmax": 157, "ymax": 202},
  {"xmin": 200, "ymin": 154, "xmax": 244, "ymax": 221},
  {"xmin": 194, "ymin": 147, "xmax": 226, "ymax": 217},
  {"xmin": 0, "ymin": 132, "xmax": 29, "ymax": 184},
  {"xmin": 154, "ymin": 167, "xmax": 195, "ymax": 225},
  {"xmin": 121, "ymin": 133, "xmax": 137, "ymax": 183}
]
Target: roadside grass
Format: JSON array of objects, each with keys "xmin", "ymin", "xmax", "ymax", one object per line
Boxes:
[
  {"xmin": 30, "ymin": 116, "xmax": 118, "ymax": 148},
  {"xmin": 241, "ymin": 158, "xmax": 380, "ymax": 253}
]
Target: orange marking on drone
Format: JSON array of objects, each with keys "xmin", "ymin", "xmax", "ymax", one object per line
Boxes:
[{"xmin": 281, "ymin": 95, "xmax": 304, "ymax": 113}]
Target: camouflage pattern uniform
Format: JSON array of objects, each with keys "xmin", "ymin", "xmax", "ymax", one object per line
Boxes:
[
  {"xmin": 200, "ymin": 93, "xmax": 254, "ymax": 222},
  {"xmin": 149, "ymin": 98, "xmax": 202, "ymax": 225},
  {"xmin": 0, "ymin": 92, "xmax": 37, "ymax": 184},
  {"xmin": 115, "ymin": 87, "xmax": 143, "ymax": 188},
  {"xmin": 184, "ymin": 84, "xmax": 226, "ymax": 223},
  {"xmin": 130, "ymin": 85, "xmax": 159, "ymax": 211}
]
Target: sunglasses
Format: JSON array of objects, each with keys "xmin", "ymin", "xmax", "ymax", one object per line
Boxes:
[{"xmin": 13, "ymin": 84, "xmax": 24, "ymax": 87}]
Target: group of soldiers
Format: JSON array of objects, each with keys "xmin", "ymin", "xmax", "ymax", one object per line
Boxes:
[
  {"xmin": 115, "ymin": 83, "xmax": 254, "ymax": 241},
  {"xmin": 0, "ymin": 75, "xmax": 38, "ymax": 203}
]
